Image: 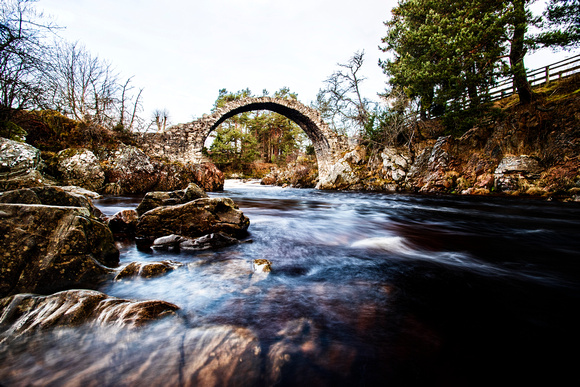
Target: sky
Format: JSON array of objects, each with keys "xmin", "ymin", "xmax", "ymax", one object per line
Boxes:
[{"xmin": 39, "ymin": 0, "xmax": 579, "ymax": 126}]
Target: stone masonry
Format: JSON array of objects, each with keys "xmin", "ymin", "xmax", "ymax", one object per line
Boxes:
[{"xmin": 137, "ymin": 97, "xmax": 348, "ymax": 182}]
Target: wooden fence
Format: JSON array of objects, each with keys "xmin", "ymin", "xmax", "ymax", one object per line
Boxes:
[{"xmin": 488, "ymin": 53, "xmax": 580, "ymax": 101}]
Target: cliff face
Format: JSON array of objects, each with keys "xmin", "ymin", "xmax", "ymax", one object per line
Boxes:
[{"xmin": 273, "ymin": 77, "xmax": 580, "ymax": 200}]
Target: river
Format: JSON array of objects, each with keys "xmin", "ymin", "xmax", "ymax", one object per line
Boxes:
[{"xmin": 3, "ymin": 180, "xmax": 580, "ymax": 386}]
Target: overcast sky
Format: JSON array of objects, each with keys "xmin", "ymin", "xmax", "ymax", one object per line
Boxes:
[{"xmin": 39, "ymin": 0, "xmax": 578, "ymax": 125}]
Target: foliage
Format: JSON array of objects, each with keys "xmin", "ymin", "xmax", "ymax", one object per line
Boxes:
[
  {"xmin": 380, "ymin": 0, "xmax": 507, "ymax": 123},
  {"xmin": 380, "ymin": 0, "xmax": 579, "ymax": 128},
  {"xmin": 534, "ymin": 0, "xmax": 580, "ymax": 49}
]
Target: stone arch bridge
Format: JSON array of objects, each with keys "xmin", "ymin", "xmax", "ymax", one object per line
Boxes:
[{"xmin": 139, "ymin": 97, "xmax": 348, "ymax": 184}]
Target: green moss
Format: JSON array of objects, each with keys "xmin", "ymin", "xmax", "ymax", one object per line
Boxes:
[{"xmin": 0, "ymin": 121, "xmax": 27, "ymax": 142}]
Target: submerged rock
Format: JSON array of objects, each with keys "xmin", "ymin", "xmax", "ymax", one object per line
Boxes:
[
  {"xmin": 0, "ymin": 289, "xmax": 179, "ymax": 337},
  {"xmin": 266, "ymin": 318, "xmax": 356, "ymax": 385},
  {"xmin": 0, "ymin": 322, "xmax": 261, "ymax": 387},
  {"xmin": 0, "ymin": 203, "xmax": 119, "ymax": 298},
  {"xmin": 136, "ymin": 197, "xmax": 250, "ymax": 240},
  {"xmin": 114, "ymin": 260, "xmax": 183, "ymax": 280},
  {"xmin": 253, "ymin": 259, "xmax": 272, "ymax": 273}
]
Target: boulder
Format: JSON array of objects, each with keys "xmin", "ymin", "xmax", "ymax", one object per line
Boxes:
[
  {"xmin": 135, "ymin": 183, "xmax": 208, "ymax": 216},
  {"xmin": 316, "ymin": 160, "xmax": 359, "ymax": 190},
  {"xmin": 97, "ymin": 143, "xmax": 224, "ymax": 194},
  {"xmin": 54, "ymin": 148, "xmax": 105, "ymax": 192},
  {"xmin": 381, "ymin": 147, "xmax": 411, "ymax": 182},
  {"xmin": 99, "ymin": 144, "xmax": 157, "ymax": 194},
  {"xmin": 494, "ymin": 155, "xmax": 542, "ymax": 192},
  {"xmin": 0, "ymin": 203, "xmax": 119, "ymax": 298},
  {"xmin": 107, "ymin": 209, "xmax": 139, "ymax": 236},
  {"xmin": 0, "ymin": 290, "xmax": 179, "ymax": 337},
  {"xmin": 152, "ymin": 161, "xmax": 225, "ymax": 192},
  {"xmin": 151, "ymin": 234, "xmax": 188, "ymax": 250},
  {"xmin": 0, "ymin": 137, "xmax": 53, "ymax": 191},
  {"xmin": 114, "ymin": 260, "xmax": 183, "ymax": 280},
  {"xmin": 136, "ymin": 197, "xmax": 250, "ymax": 240},
  {"xmin": 179, "ymin": 232, "xmax": 240, "ymax": 251},
  {"xmin": 0, "ymin": 186, "xmax": 104, "ymax": 219},
  {"xmin": 0, "ymin": 137, "xmax": 42, "ymax": 176}
]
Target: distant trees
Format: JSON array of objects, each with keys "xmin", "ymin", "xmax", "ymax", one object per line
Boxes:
[{"xmin": 152, "ymin": 108, "xmax": 169, "ymax": 133}]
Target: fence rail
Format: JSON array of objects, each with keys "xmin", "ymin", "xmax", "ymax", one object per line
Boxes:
[{"xmin": 488, "ymin": 53, "xmax": 580, "ymax": 101}]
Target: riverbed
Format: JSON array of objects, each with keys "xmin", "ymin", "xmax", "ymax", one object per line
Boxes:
[{"xmin": 3, "ymin": 180, "xmax": 580, "ymax": 386}]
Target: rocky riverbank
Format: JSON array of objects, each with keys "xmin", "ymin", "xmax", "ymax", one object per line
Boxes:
[
  {"xmin": 0, "ymin": 137, "xmax": 224, "ymax": 194},
  {"xmin": 0, "ymin": 183, "xmax": 249, "ymax": 340},
  {"xmin": 263, "ymin": 78, "xmax": 580, "ymax": 201}
]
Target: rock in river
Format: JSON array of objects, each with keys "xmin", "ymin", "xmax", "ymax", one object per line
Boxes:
[
  {"xmin": 0, "ymin": 203, "xmax": 119, "ymax": 298},
  {"xmin": 0, "ymin": 321, "xmax": 261, "ymax": 387},
  {"xmin": 114, "ymin": 260, "xmax": 183, "ymax": 280},
  {"xmin": 136, "ymin": 197, "xmax": 250, "ymax": 240},
  {"xmin": 135, "ymin": 182, "xmax": 208, "ymax": 216},
  {"xmin": 107, "ymin": 209, "xmax": 139, "ymax": 236},
  {"xmin": 0, "ymin": 289, "xmax": 179, "ymax": 338},
  {"xmin": 152, "ymin": 232, "xmax": 240, "ymax": 251}
]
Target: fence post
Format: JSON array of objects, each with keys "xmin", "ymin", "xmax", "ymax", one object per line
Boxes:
[{"xmin": 545, "ymin": 66, "xmax": 550, "ymax": 84}]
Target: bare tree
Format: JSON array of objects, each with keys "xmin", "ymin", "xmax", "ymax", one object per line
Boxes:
[
  {"xmin": 313, "ymin": 51, "xmax": 374, "ymax": 136},
  {"xmin": 45, "ymin": 41, "xmax": 120, "ymax": 126},
  {"xmin": 0, "ymin": 0, "xmax": 55, "ymax": 124},
  {"xmin": 117, "ymin": 76, "xmax": 143, "ymax": 131},
  {"xmin": 152, "ymin": 108, "xmax": 169, "ymax": 133}
]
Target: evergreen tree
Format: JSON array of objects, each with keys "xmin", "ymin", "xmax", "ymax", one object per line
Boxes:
[
  {"xmin": 535, "ymin": 0, "xmax": 580, "ymax": 49},
  {"xmin": 380, "ymin": 0, "xmax": 506, "ymax": 118},
  {"xmin": 380, "ymin": 0, "xmax": 579, "ymax": 111}
]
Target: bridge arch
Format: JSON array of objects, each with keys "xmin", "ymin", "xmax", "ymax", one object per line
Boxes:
[{"xmin": 140, "ymin": 97, "xmax": 348, "ymax": 185}]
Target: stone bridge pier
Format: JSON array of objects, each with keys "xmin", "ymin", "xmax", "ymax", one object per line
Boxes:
[{"xmin": 138, "ymin": 97, "xmax": 348, "ymax": 188}]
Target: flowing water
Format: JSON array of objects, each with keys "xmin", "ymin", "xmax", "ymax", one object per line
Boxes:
[{"xmin": 2, "ymin": 181, "xmax": 580, "ymax": 386}]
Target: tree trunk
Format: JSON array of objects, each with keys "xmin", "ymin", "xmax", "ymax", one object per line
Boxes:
[{"xmin": 509, "ymin": 0, "xmax": 534, "ymax": 104}]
